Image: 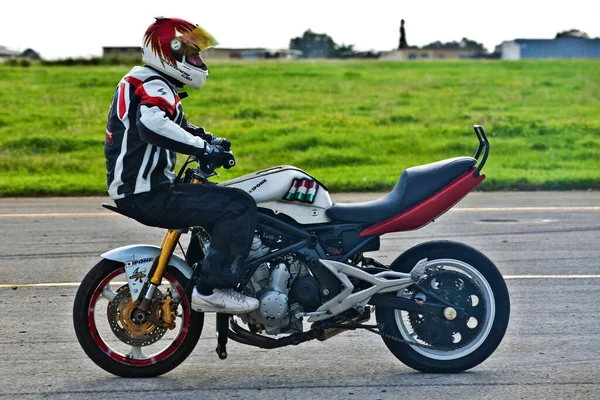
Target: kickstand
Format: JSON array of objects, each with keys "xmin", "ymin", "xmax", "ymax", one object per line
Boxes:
[{"xmin": 216, "ymin": 313, "xmax": 230, "ymax": 360}]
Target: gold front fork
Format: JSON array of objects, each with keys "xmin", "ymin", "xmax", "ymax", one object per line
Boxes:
[
  {"xmin": 150, "ymin": 229, "xmax": 182, "ymax": 285},
  {"xmin": 138, "ymin": 228, "xmax": 181, "ymax": 313}
]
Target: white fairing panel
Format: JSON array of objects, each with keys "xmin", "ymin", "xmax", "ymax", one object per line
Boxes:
[
  {"xmin": 222, "ymin": 166, "xmax": 333, "ymax": 224},
  {"xmin": 101, "ymin": 245, "xmax": 193, "ymax": 301}
]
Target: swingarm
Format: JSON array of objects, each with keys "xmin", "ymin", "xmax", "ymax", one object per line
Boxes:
[{"xmin": 311, "ymin": 259, "xmax": 465, "ymax": 322}]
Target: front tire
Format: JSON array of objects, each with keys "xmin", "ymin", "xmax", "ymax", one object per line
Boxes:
[
  {"xmin": 376, "ymin": 241, "xmax": 510, "ymax": 373},
  {"xmin": 73, "ymin": 259, "xmax": 204, "ymax": 377}
]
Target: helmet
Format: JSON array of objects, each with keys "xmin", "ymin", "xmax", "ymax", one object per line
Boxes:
[{"xmin": 142, "ymin": 17, "xmax": 219, "ymax": 89}]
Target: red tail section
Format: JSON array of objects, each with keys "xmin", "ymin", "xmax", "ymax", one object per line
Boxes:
[{"xmin": 360, "ymin": 168, "xmax": 485, "ymax": 237}]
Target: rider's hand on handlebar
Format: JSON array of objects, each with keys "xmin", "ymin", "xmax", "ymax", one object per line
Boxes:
[
  {"xmin": 204, "ymin": 132, "xmax": 231, "ymax": 151},
  {"xmin": 186, "ymin": 124, "xmax": 232, "ymax": 152},
  {"xmin": 198, "ymin": 144, "xmax": 235, "ymax": 169},
  {"xmin": 210, "ymin": 137, "xmax": 231, "ymax": 151}
]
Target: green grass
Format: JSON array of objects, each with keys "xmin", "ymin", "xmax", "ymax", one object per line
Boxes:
[{"xmin": 0, "ymin": 59, "xmax": 599, "ymax": 196}]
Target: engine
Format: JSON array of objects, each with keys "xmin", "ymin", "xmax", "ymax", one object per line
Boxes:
[{"xmin": 243, "ymin": 237, "xmax": 321, "ymax": 335}]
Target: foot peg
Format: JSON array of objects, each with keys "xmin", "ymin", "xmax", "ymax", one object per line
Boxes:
[{"xmin": 410, "ymin": 258, "xmax": 428, "ymax": 280}]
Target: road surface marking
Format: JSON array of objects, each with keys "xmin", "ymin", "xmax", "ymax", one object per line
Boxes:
[
  {"xmin": 2, "ymin": 275, "xmax": 600, "ymax": 288},
  {"xmin": 0, "ymin": 206, "xmax": 598, "ymax": 219},
  {"xmin": 0, "ymin": 282, "xmax": 126, "ymax": 288},
  {"xmin": 0, "ymin": 282, "xmax": 82, "ymax": 288},
  {"xmin": 504, "ymin": 274, "xmax": 600, "ymax": 279},
  {"xmin": 0, "ymin": 213, "xmax": 119, "ymax": 219},
  {"xmin": 453, "ymin": 207, "xmax": 600, "ymax": 212}
]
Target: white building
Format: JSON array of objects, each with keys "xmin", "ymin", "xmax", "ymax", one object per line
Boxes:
[
  {"xmin": 0, "ymin": 46, "xmax": 20, "ymax": 62},
  {"xmin": 501, "ymin": 37, "xmax": 600, "ymax": 60}
]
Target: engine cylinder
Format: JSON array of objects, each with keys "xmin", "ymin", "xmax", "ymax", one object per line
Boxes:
[{"xmin": 257, "ymin": 262, "xmax": 291, "ymax": 329}]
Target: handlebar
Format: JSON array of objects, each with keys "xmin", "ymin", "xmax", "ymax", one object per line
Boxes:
[
  {"xmin": 175, "ymin": 151, "xmax": 236, "ymax": 184},
  {"xmin": 198, "ymin": 151, "xmax": 235, "ymax": 173}
]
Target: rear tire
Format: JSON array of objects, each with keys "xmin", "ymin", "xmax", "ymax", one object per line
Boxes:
[
  {"xmin": 73, "ymin": 259, "xmax": 204, "ymax": 377},
  {"xmin": 375, "ymin": 241, "xmax": 510, "ymax": 373}
]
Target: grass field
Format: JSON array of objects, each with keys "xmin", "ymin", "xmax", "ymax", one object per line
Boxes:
[{"xmin": 0, "ymin": 59, "xmax": 599, "ymax": 196}]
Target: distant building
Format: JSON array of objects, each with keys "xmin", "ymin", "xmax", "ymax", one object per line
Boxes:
[
  {"xmin": 201, "ymin": 47, "xmax": 236, "ymax": 60},
  {"xmin": 102, "ymin": 46, "xmax": 298, "ymax": 60},
  {"xmin": 501, "ymin": 37, "xmax": 600, "ymax": 60},
  {"xmin": 0, "ymin": 46, "xmax": 41, "ymax": 62},
  {"xmin": 0, "ymin": 45, "xmax": 20, "ymax": 62},
  {"xmin": 203, "ymin": 47, "xmax": 300, "ymax": 60},
  {"xmin": 102, "ymin": 47, "xmax": 141, "ymax": 59},
  {"xmin": 380, "ymin": 47, "xmax": 481, "ymax": 61}
]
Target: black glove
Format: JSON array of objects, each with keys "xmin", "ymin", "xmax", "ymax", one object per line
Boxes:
[
  {"xmin": 199, "ymin": 144, "xmax": 235, "ymax": 169},
  {"xmin": 185, "ymin": 122, "xmax": 232, "ymax": 151},
  {"xmin": 210, "ymin": 136, "xmax": 232, "ymax": 151},
  {"xmin": 204, "ymin": 132, "xmax": 231, "ymax": 151}
]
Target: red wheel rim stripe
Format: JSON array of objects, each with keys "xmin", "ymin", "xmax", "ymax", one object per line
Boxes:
[{"xmin": 87, "ymin": 268, "xmax": 192, "ymax": 366}]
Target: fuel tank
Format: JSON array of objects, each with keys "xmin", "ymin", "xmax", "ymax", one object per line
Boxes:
[{"xmin": 221, "ymin": 166, "xmax": 333, "ymax": 224}]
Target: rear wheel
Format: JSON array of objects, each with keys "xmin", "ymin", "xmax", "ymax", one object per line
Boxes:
[
  {"xmin": 376, "ymin": 241, "xmax": 510, "ymax": 373},
  {"xmin": 73, "ymin": 259, "xmax": 204, "ymax": 377}
]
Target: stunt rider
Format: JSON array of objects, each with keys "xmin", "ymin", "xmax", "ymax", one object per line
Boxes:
[{"xmin": 104, "ymin": 17, "xmax": 259, "ymax": 314}]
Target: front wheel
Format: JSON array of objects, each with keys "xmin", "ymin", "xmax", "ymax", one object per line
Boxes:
[
  {"xmin": 375, "ymin": 241, "xmax": 510, "ymax": 373},
  {"xmin": 73, "ymin": 259, "xmax": 204, "ymax": 377}
]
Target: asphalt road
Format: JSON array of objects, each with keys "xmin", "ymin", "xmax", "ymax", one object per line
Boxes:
[{"xmin": 0, "ymin": 191, "xmax": 599, "ymax": 399}]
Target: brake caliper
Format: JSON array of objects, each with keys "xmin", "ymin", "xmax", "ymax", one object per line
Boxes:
[{"xmin": 161, "ymin": 294, "xmax": 177, "ymax": 330}]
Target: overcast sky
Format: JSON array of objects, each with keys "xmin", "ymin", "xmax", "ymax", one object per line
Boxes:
[{"xmin": 2, "ymin": 0, "xmax": 599, "ymax": 60}]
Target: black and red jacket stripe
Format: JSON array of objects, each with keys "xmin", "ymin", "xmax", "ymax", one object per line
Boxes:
[{"xmin": 105, "ymin": 66, "xmax": 207, "ymax": 200}]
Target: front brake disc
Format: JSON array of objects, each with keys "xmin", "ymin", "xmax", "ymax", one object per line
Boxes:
[{"xmin": 107, "ymin": 285, "xmax": 168, "ymax": 346}]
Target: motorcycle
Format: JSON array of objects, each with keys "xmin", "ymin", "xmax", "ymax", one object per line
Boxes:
[{"xmin": 73, "ymin": 125, "xmax": 509, "ymax": 378}]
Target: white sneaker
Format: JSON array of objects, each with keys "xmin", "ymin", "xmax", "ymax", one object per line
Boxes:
[{"xmin": 191, "ymin": 287, "xmax": 260, "ymax": 314}]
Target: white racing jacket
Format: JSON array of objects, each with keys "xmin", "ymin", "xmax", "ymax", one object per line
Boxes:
[{"xmin": 105, "ymin": 66, "xmax": 208, "ymax": 200}]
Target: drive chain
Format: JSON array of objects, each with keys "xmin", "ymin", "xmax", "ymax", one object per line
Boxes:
[{"xmin": 365, "ymin": 325, "xmax": 440, "ymax": 350}]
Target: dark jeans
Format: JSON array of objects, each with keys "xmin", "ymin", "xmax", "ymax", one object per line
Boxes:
[{"xmin": 115, "ymin": 182, "xmax": 257, "ymax": 290}]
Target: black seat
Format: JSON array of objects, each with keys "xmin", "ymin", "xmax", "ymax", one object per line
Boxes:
[
  {"xmin": 102, "ymin": 203, "xmax": 131, "ymax": 218},
  {"xmin": 326, "ymin": 157, "xmax": 476, "ymax": 224},
  {"xmin": 102, "ymin": 203, "xmax": 189, "ymax": 232}
]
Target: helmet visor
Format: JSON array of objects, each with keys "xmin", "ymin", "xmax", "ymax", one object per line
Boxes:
[{"xmin": 179, "ymin": 25, "xmax": 219, "ymax": 53}]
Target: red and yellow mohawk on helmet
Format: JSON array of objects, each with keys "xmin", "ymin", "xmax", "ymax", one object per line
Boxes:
[{"xmin": 143, "ymin": 17, "xmax": 218, "ymax": 67}]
